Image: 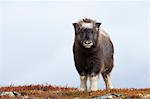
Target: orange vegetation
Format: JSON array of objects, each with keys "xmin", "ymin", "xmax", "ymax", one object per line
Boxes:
[{"xmin": 0, "ymin": 85, "xmax": 149, "ymax": 98}]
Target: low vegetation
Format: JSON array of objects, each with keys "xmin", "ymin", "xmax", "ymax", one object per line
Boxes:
[{"xmin": 0, "ymin": 85, "xmax": 150, "ymax": 98}]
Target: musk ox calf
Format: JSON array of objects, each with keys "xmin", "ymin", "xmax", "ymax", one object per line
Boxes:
[{"xmin": 72, "ymin": 18, "xmax": 114, "ymax": 91}]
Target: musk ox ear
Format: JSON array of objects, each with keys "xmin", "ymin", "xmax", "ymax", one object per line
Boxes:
[
  {"xmin": 96, "ymin": 22, "xmax": 101, "ymax": 29},
  {"xmin": 73, "ymin": 23, "xmax": 80, "ymax": 33}
]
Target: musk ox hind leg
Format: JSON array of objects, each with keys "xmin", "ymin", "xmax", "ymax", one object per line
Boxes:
[
  {"xmin": 89, "ymin": 74, "xmax": 99, "ymax": 91},
  {"xmin": 102, "ymin": 72, "xmax": 113, "ymax": 89},
  {"xmin": 79, "ymin": 75, "xmax": 88, "ymax": 91}
]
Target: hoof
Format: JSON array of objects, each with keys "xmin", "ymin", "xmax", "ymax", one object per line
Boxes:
[
  {"xmin": 89, "ymin": 88, "xmax": 98, "ymax": 92},
  {"xmin": 79, "ymin": 88, "xmax": 87, "ymax": 91}
]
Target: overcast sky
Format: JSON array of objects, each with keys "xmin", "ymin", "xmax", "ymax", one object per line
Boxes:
[{"xmin": 0, "ymin": 0, "xmax": 149, "ymax": 89}]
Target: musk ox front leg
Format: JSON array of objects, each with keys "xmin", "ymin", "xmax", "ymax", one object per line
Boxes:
[
  {"xmin": 80, "ymin": 75, "xmax": 88, "ymax": 91},
  {"xmin": 75, "ymin": 66, "xmax": 88, "ymax": 91},
  {"xmin": 89, "ymin": 74, "xmax": 99, "ymax": 91},
  {"xmin": 89, "ymin": 63, "xmax": 102, "ymax": 91}
]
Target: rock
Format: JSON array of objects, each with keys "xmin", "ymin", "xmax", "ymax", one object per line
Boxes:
[
  {"xmin": 0, "ymin": 92, "xmax": 16, "ymax": 97},
  {"xmin": 0, "ymin": 91, "xmax": 21, "ymax": 97},
  {"xmin": 13, "ymin": 91, "xmax": 22, "ymax": 96},
  {"xmin": 138, "ymin": 94, "xmax": 150, "ymax": 98},
  {"xmin": 92, "ymin": 93, "xmax": 127, "ymax": 99}
]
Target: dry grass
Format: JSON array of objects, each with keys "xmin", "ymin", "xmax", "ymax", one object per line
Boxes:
[{"xmin": 0, "ymin": 85, "xmax": 150, "ymax": 98}]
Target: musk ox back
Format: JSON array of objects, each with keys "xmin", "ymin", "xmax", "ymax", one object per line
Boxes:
[{"xmin": 72, "ymin": 18, "xmax": 114, "ymax": 91}]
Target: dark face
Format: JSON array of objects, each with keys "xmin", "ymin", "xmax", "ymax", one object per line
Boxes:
[
  {"xmin": 77, "ymin": 28, "xmax": 98, "ymax": 48},
  {"xmin": 73, "ymin": 22, "xmax": 101, "ymax": 49}
]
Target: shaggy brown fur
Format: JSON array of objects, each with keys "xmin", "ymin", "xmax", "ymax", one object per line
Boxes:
[{"xmin": 73, "ymin": 18, "xmax": 114, "ymax": 91}]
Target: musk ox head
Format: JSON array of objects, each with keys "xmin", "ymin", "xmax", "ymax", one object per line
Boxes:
[{"xmin": 73, "ymin": 18, "xmax": 101, "ymax": 49}]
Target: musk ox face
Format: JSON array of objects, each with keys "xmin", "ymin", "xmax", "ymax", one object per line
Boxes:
[
  {"xmin": 73, "ymin": 19, "xmax": 101, "ymax": 49},
  {"xmin": 77, "ymin": 28, "xmax": 97, "ymax": 48}
]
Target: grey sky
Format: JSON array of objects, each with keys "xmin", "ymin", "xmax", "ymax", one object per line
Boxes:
[{"xmin": 0, "ymin": 1, "xmax": 149, "ymax": 88}]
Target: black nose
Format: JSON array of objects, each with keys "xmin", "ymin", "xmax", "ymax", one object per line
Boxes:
[{"xmin": 84, "ymin": 40, "xmax": 92, "ymax": 44}]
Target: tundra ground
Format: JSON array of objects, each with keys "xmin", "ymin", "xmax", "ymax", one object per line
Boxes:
[{"xmin": 0, "ymin": 85, "xmax": 149, "ymax": 98}]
